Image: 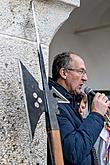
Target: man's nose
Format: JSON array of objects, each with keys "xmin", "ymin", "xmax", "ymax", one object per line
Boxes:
[{"xmin": 82, "ymin": 73, "xmax": 88, "ymax": 81}]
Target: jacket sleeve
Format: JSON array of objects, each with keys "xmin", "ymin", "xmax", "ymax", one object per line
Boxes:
[{"xmin": 57, "ymin": 106, "xmax": 105, "ymax": 164}]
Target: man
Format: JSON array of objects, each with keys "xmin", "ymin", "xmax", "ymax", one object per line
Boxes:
[
  {"xmin": 49, "ymin": 51, "xmax": 110, "ymax": 165},
  {"xmin": 96, "ymin": 108, "xmax": 110, "ymax": 165}
]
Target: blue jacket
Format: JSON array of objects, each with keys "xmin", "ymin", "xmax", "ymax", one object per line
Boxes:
[{"xmin": 48, "ymin": 78, "xmax": 105, "ymax": 165}]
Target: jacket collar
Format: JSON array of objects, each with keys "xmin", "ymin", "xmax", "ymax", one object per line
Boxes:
[{"xmin": 49, "ymin": 77, "xmax": 82, "ymax": 110}]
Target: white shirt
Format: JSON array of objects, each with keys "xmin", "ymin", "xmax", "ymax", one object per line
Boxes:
[{"xmin": 96, "ymin": 127, "xmax": 110, "ymax": 165}]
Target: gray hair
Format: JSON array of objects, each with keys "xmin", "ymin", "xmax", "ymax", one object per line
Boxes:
[{"xmin": 52, "ymin": 51, "xmax": 76, "ymax": 81}]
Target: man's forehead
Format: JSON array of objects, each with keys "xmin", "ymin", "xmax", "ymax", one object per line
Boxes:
[
  {"xmin": 70, "ymin": 54, "xmax": 83, "ymax": 61},
  {"xmin": 69, "ymin": 54, "xmax": 85, "ymax": 66}
]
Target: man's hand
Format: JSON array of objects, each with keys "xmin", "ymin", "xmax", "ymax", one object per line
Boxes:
[{"xmin": 91, "ymin": 92, "xmax": 110, "ymax": 116}]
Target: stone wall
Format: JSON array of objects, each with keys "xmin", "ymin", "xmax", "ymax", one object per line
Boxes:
[{"xmin": 0, "ymin": 0, "xmax": 79, "ymax": 164}]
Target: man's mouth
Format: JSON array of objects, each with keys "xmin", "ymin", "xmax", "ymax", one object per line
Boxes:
[{"xmin": 79, "ymin": 84, "xmax": 83, "ymax": 89}]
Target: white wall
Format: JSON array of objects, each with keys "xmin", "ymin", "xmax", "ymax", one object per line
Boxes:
[{"xmin": 49, "ymin": 19, "xmax": 110, "ymax": 90}]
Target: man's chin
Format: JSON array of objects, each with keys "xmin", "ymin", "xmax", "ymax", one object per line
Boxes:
[{"xmin": 73, "ymin": 89, "xmax": 81, "ymax": 95}]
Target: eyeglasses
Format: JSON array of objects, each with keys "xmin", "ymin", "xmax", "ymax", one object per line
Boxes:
[{"xmin": 66, "ymin": 68, "xmax": 87, "ymax": 75}]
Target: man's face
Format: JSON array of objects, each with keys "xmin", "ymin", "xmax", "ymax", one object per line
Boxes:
[{"xmin": 64, "ymin": 55, "xmax": 88, "ymax": 94}]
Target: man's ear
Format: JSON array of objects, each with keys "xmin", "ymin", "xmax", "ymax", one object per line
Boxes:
[{"xmin": 59, "ymin": 68, "xmax": 67, "ymax": 80}]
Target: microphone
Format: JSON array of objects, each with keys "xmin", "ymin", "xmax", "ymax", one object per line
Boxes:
[
  {"xmin": 84, "ymin": 86, "xmax": 110, "ymax": 122},
  {"xmin": 84, "ymin": 87, "xmax": 95, "ymax": 96}
]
